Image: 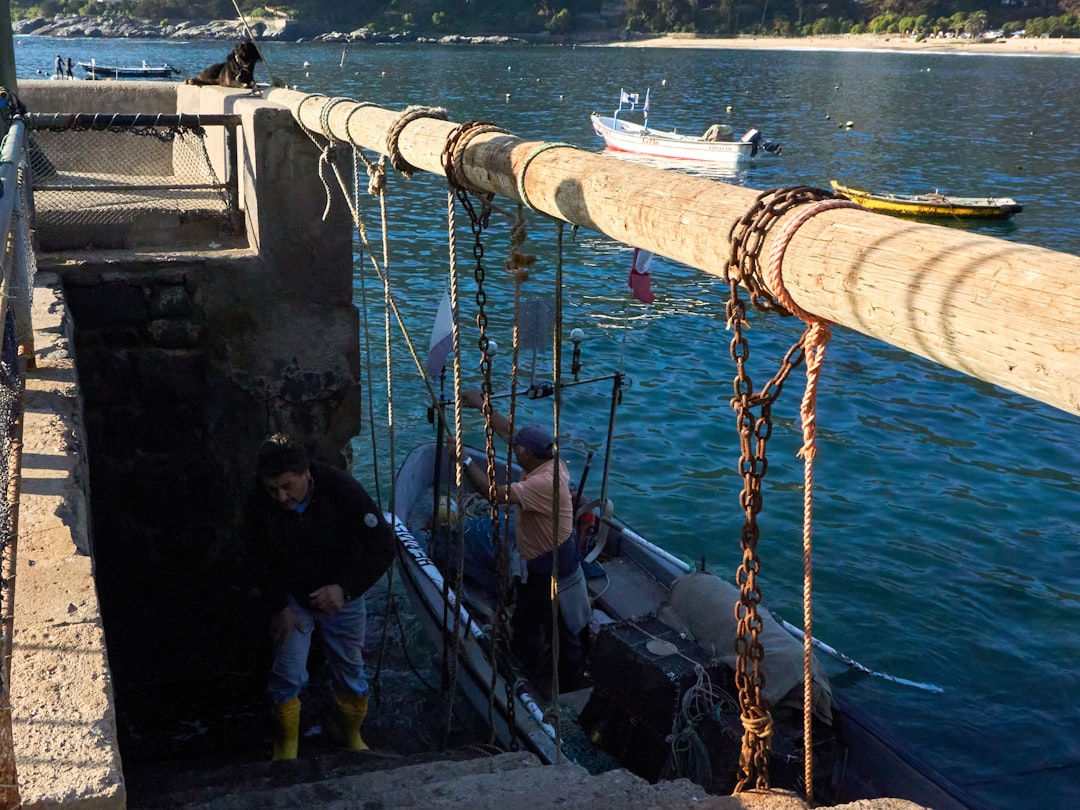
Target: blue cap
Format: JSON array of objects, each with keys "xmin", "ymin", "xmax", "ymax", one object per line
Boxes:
[{"xmin": 513, "ymin": 424, "xmax": 554, "ymax": 458}]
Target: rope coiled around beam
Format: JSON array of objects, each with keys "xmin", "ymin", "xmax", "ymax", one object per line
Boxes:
[
  {"xmin": 386, "ymin": 105, "xmax": 448, "ymax": 178},
  {"xmin": 516, "ymin": 142, "xmax": 580, "ymax": 212}
]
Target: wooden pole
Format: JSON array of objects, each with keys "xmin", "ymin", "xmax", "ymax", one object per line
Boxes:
[{"xmin": 266, "ymin": 89, "xmax": 1080, "ymax": 418}]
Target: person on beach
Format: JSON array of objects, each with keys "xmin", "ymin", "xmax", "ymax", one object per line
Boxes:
[
  {"xmin": 54, "ymin": 55, "xmax": 63, "ymax": 78},
  {"xmin": 451, "ymin": 391, "xmax": 590, "ymax": 692},
  {"xmin": 65, "ymin": 57, "xmax": 74, "ymax": 79},
  {"xmin": 244, "ymin": 433, "xmax": 395, "ymax": 760}
]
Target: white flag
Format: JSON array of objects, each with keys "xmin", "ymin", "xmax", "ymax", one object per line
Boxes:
[{"xmin": 426, "ymin": 290, "xmax": 454, "ymax": 377}]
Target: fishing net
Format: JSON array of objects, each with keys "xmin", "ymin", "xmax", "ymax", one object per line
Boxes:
[{"xmin": 25, "ymin": 113, "xmax": 239, "ymax": 250}]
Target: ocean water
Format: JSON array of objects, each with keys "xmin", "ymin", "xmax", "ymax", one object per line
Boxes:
[{"xmin": 13, "ymin": 36, "xmax": 1080, "ymax": 808}]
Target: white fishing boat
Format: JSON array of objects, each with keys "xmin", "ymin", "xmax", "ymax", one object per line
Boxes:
[
  {"xmin": 390, "ymin": 437, "xmax": 985, "ymax": 808},
  {"xmin": 591, "ymin": 89, "xmax": 781, "ymax": 163}
]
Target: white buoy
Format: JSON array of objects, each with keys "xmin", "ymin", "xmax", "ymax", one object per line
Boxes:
[
  {"xmin": 505, "ymin": 93, "xmax": 511, "ymax": 101},
  {"xmin": 303, "ymin": 60, "xmax": 310, "ymax": 68},
  {"xmin": 845, "ymin": 120, "xmax": 854, "ymax": 129},
  {"xmin": 661, "ymin": 79, "xmax": 667, "ymax": 85}
]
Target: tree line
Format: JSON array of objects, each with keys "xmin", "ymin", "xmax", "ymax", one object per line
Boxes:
[{"xmin": 11, "ymin": 0, "xmax": 1080, "ymax": 39}]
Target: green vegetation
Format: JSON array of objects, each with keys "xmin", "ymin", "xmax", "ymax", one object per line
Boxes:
[{"xmin": 10, "ymin": 0, "xmax": 1080, "ymax": 39}]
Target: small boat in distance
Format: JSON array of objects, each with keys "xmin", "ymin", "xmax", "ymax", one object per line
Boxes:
[
  {"xmin": 79, "ymin": 60, "xmax": 181, "ymax": 80},
  {"xmin": 831, "ymin": 180, "xmax": 1023, "ymax": 220},
  {"xmin": 591, "ymin": 89, "xmax": 780, "ymax": 164}
]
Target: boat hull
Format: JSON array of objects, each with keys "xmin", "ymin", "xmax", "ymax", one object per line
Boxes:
[
  {"xmin": 78, "ymin": 63, "xmax": 180, "ymax": 79},
  {"xmin": 831, "ymin": 180, "xmax": 1023, "ymax": 219},
  {"xmin": 392, "ymin": 441, "xmax": 985, "ymax": 809},
  {"xmin": 591, "ymin": 114, "xmax": 754, "ymax": 163}
]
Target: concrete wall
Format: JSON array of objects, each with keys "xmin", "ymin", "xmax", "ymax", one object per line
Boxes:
[{"xmin": 12, "ymin": 80, "xmax": 364, "ymax": 798}]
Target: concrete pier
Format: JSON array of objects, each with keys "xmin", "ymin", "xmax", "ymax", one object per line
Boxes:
[{"xmin": 5, "ymin": 80, "xmax": 933, "ymax": 810}]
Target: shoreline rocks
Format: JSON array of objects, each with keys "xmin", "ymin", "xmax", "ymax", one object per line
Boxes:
[{"xmin": 12, "ymin": 15, "xmax": 537, "ymax": 45}]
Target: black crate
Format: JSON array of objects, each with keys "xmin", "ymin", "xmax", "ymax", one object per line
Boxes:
[{"xmin": 579, "ymin": 615, "xmax": 736, "ymax": 782}]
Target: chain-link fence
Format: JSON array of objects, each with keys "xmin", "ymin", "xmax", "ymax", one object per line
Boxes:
[{"xmin": 25, "ymin": 113, "xmax": 241, "ymax": 250}]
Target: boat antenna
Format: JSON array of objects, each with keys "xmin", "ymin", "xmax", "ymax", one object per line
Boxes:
[{"xmin": 229, "ymin": 0, "xmax": 285, "ymax": 88}]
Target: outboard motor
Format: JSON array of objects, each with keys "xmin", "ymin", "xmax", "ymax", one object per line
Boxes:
[
  {"xmin": 740, "ymin": 128, "xmax": 782, "ymax": 157},
  {"xmin": 740, "ymin": 128, "xmax": 763, "ymax": 156}
]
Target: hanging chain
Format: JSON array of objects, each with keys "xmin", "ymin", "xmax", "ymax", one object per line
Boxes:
[
  {"xmin": 454, "ymin": 182, "xmax": 522, "ymax": 748},
  {"xmin": 725, "ymin": 186, "xmax": 834, "ymax": 792}
]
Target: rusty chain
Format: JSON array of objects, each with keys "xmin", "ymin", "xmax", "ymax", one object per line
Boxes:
[
  {"xmin": 445, "ymin": 139, "xmax": 520, "ymax": 749},
  {"xmin": 725, "ymin": 185, "xmax": 835, "ymax": 792}
]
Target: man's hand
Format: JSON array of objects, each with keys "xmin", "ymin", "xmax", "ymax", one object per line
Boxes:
[
  {"xmin": 461, "ymin": 389, "xmax": 484, "ymax": 410},
  {"xmin": 309, "ymin": 584, "xmax": 347, "ymax": 614},
  {"xmin": 271, "ymin": 605, "xmax": 302, "ymax": 649}
]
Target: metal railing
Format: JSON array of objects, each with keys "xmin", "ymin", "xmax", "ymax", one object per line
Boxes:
[{"xmin": 0, "ymin": 105, "xmax": 33, "ymax": 810}]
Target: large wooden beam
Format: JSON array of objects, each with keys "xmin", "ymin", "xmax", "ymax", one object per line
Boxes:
[{"xmin": 267, "ymin": 88, "xmax": 1080, "ymax": 418}]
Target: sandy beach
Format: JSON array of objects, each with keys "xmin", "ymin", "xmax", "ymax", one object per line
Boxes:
[{"xmin": 607, "ymin": 32, "xmax": 1080, "ymax": 57}]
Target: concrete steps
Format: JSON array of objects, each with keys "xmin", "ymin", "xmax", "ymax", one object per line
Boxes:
[{"xmin": 123, "ymin": 747, "xmax": 815, "ymax": 810}]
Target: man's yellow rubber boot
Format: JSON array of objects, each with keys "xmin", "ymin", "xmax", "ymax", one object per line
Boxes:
[
  {"xmin": 270, "ymin": 697, "xmax": 300, "ymax": 761},
  {"xmin": 330, "ymin": 693, "xmax": 369, "ymax": 751}
]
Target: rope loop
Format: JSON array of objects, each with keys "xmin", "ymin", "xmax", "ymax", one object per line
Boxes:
[
  {"xmin": 764, "ymin": 197, "xmax": 864, "ymax": 325},
  {"xmin": 441, "ymin": 120, "xmax": 510, "ymax": 193},
  {"xmin": 342, "ymin": 101, "xmax": 378, "ymax": 143},
  {"xmin": 318, "ymin": 96, "xmax": 353, "ymax": 140},
  {"xmin": 294, "ymin": 93, "xmax": 327, "ymax": 129},
  {"xmin": 516, "ymin": 142, "xmax": 579, "ymax": 211},
  {"xmin": 725, "ymin": 185, "xmax": 835, "ymax": 316},
  {"xmin": 386, "ymin": 105, "xmax": 448, "ymax": 178}
]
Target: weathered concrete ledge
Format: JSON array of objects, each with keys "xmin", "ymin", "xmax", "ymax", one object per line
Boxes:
[{"xmin": 11, "ymin": 272, "xmax": 125, "ymax": 809}]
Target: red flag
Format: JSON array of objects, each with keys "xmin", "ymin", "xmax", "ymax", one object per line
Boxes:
[{"xmin": 629, "ymin": 248, "xmax": 656, "ymax": 304}]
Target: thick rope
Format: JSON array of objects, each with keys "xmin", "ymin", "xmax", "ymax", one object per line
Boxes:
[
  {"xmin": 516, "ymin": 142, "xmax": 579, "ymax": 212},
  {"xmin": 386, "ymin": 105, "xmax": 448, "ymax": 179},
  {"xmin": 763, "ymin": 196, "xmax": 861, "ymax": 802},
  {"xmin": 319, "ymin": 96, "xmax": 353, "ymax": 139},
  {"xmin": 443, "ymin": 185, "xmax": 468, "ymax": 747},
  {"xmin": 292, "ymin": 94, "xmax": 340, "ymax": 220}
]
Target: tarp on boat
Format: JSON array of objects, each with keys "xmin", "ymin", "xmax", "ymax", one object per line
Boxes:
[{"xmin": 660, "ymin": 572, "xmax": 833, "ymax": 723}]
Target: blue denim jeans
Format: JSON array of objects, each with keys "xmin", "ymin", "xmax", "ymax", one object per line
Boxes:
[{"xmin": 267, "ymin": 594, "xmax": 369, "ymax": 704}]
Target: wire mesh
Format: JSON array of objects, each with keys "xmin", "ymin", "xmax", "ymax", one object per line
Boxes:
[{"xmin": 26, "ymin": 115, "xmax": 234, "ymax": 237}]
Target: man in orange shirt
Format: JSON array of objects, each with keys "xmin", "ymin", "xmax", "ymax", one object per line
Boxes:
[{"xmin": 454, "ymin": 391, "xmax": 589, "ymax": 691}]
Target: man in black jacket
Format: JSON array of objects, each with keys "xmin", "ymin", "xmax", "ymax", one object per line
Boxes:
[{"xmin": 245, "ymin": 433, "xmax": 395, "ymax": 760}]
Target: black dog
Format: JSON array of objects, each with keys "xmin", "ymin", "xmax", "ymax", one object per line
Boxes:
[{"xmin": 186, "ymin": 41, "xmax": 261, "ymax": 89}]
